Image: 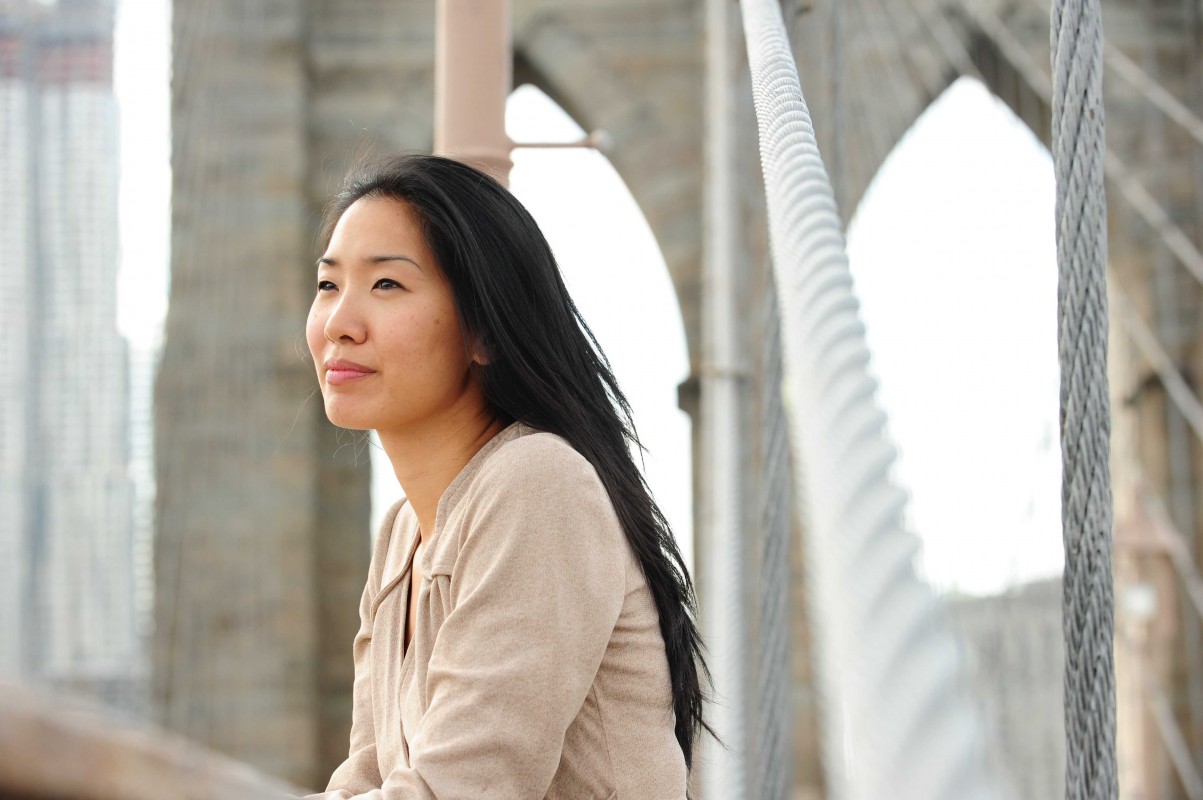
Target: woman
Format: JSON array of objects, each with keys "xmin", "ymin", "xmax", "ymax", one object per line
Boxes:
[{"xmin": 303, "ymin": 154, "xmax": 708, "ymax": 799}]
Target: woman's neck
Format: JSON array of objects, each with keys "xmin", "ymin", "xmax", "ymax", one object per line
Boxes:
[{"xmin": 378, "ymin": 408, "xmax": 506, "ymax": 543}]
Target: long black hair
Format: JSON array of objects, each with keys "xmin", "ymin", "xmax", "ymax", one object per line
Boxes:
[{"xmin": 320, "ymin": 153, "xmax": 710, "ymax": 768}]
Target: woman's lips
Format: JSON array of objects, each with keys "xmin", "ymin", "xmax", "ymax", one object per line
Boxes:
[
  {"xmin": 326, "ymin": 368, "xmax": 375, "ymax": 386},
  {"xmin": 324, "ymin": 359, "xmax": 376, "ymax": 386}
]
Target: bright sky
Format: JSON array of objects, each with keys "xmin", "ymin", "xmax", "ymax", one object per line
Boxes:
[
  {"xmin": 113, "ymin": 0, "xmax": 1062, "ymax": 596},
  {"xmin": 113, "ymin": 0, "xmax": 170, "ymax": 347},
  {"xmin": 847, "ymin": 77, "xmax": 1063, "ymax": 594}
]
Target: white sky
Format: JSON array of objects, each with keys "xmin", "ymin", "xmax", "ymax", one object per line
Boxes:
[
  {"xmin": 113, "ymin": 0, "xmax": 170, "ymax": 348},
  {"xmin": 113, "ymin": 1, "xmax": 1062, "ymax": 596},
  {"xmin": 847, "ymin": 77, "xmax": 1063, "ymax": 594}
]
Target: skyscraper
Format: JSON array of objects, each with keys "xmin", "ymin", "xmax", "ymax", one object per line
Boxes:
[{"xmin": 0, "ymin": 0, "xmax": 138, "ymax": 708}]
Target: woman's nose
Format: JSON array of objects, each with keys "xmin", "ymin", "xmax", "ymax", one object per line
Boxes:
[{"xmin": 324, "ymin": 295, "xmax": 367, "ymax": 344}]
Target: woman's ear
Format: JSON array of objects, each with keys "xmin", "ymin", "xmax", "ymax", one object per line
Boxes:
[{"xmin": 469, "ymin": 336, "xmax": 492, "ymax": 366}]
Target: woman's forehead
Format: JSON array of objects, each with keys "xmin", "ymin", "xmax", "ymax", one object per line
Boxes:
[{"xmin": 326, "ymin": 197, "xmax": 430, "ymax": 260}]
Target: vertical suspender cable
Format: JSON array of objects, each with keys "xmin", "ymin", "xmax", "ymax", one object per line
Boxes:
[
  {"xmin": 1050, "ymin": 1, "xmax": 1119, "ymax": 798},
  {"xmin": 736, "ymin": 0, "xmax": 1006, "ymax": 797},
  {"xmin": 700, "ymin": 0, "xmax": 746, "ymax": 796},
  {"xmin": 752, "ymin": 281, "xmax": 793, "ymax": 800}
]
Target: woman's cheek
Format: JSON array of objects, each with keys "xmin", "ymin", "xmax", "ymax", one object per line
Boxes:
[{"xmin": 305, "ymin": 309, "xmax": 326, "ymax": 374}]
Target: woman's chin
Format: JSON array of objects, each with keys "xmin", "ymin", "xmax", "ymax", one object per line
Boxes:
[
  {"xmin": 332, "ymin": 419, "xmax": 373, "ymax": 431},
  {"xmin": 322, "ymin": 400, "xmax": 378, "ymax": 431}
]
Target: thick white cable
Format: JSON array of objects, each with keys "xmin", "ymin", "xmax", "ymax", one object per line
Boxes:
[{"xmin": 737, "ymin": 1, "xmax": 1008, "ymax": 797}]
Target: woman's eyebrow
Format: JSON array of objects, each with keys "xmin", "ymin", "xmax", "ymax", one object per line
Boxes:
[{"xmin": 316, "ymin": 255, "xmax": 424, "ymax": 271}]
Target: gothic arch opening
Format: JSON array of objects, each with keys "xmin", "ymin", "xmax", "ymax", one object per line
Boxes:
[{"xmin": 846, "ymin": 76, "xmax": 1062, "ymax": 596}]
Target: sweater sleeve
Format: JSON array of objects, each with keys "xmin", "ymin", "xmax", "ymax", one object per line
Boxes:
[{"xmin": 374, "ymin": 438, "xmax": 627, "ymax": 799}]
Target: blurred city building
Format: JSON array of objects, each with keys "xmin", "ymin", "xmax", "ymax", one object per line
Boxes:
[{"xmin": 0, "ymin": 0, "xmax": 139, "ymax": 709}]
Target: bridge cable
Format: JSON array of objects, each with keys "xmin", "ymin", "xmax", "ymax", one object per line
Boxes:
[
  {"xmin": 1049, "ymin": 0, "xmax": 1119, "ymax": 798},
  {"xmin": 737, "ymin": 0, "xmax": 1008, "ymax": 796}
]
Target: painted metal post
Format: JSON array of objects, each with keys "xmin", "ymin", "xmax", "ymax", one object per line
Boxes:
[
  {"xmin": 700, "ymin": 0, "xmax": 747, "ymax": 795},
  {"xmin": 434, "ymin": 0, "xmax": 514, "ymax": 186}
]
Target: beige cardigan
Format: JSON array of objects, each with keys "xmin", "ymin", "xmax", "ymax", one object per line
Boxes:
[{"xmin": 306, "ymin": 423, "xmax": 687, "ymax": 800}]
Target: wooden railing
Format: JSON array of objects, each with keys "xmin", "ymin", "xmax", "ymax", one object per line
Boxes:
[{"xmin": 0, "ymin": 682, "xmax": 307, "ymax": 800}]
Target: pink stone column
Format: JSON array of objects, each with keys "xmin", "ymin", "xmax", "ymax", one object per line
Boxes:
[{"xmin": 434, "ymin": 0, "xmax": 513, "ymax": 185}]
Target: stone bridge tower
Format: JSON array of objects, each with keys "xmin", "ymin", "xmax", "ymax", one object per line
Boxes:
[{"xmin": 156, "ymin": 0, "xmax": 1203, "ymax": 796}]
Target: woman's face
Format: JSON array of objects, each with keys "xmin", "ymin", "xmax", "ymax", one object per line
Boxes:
[{"xmin": 306, "ymin": 195, "xmax": 480, "ymax": 434}]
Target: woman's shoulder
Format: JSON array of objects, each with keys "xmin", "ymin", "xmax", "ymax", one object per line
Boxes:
[
  {"xmin": 461, "ymin": 425, "xmax": 619, "ymax": 534},
  {"xmin": 481, "ymin": 426, "xmax": 597, "ymax": 485},
  {"xmin": 439, "ymin": 423, "xmax": 627, "ymax": 577}
]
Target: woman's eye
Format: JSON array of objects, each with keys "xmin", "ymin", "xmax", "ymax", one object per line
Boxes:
[
  {"xmin": 316, "ymin": 280, "xmax": 337, "ymax": 292},
  {"xmin": 375, "ymin": 278, "xmax": 404, "ymax": 290}
]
